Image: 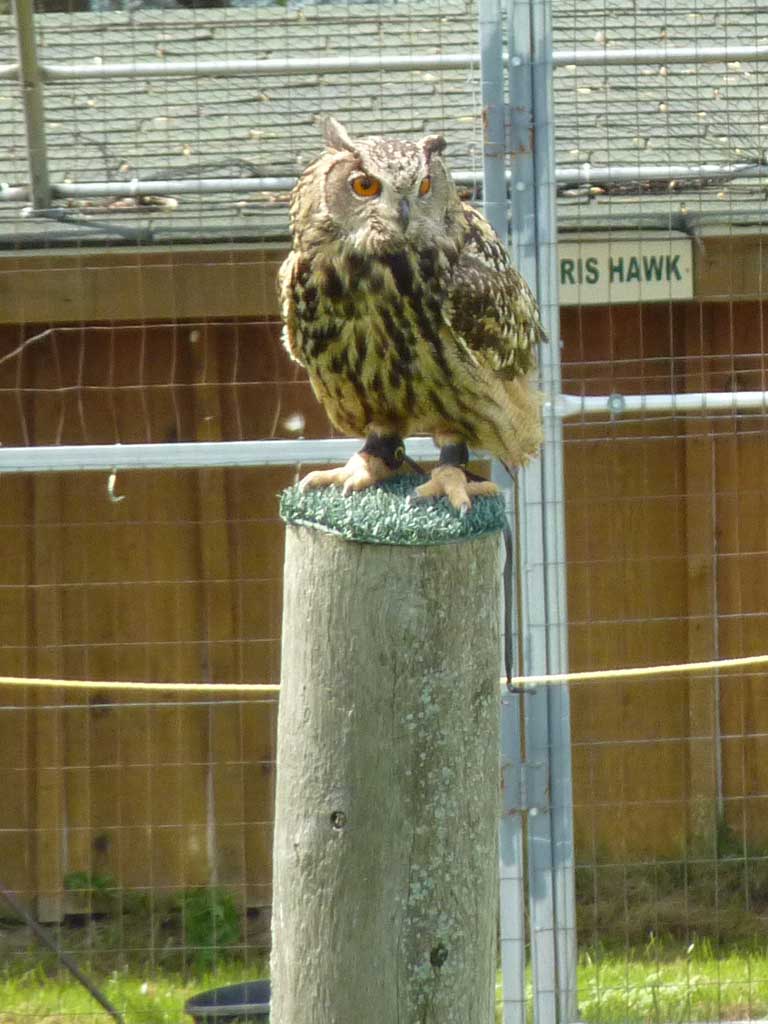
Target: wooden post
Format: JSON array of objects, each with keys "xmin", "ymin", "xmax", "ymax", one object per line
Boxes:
[{"xmin": 272, "ymin": 525, "xmax": 501, "ymax": 1024}]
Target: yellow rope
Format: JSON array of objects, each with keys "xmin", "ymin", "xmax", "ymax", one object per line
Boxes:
[
  {"xmin": 0, "ymin": 652, "xmax": 766, "ymax": 695},
  {"xmin": 0, "ymin": 676, "xmax": 279, "ymax": 694},
  {"xmin": 504, "ymin": 652, "xmax": 768, "ymax": 688}
]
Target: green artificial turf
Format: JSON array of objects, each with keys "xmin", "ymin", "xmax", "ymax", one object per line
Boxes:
[{"xmin": 279, "ymin": 474, "xmax": 507, "ymax": 546}]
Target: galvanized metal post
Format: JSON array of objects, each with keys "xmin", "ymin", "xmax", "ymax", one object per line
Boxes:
[
  {"xmin": 479, "ymin": 5, "xmax": 528, "ymax": 1023},
  {"xmin": 498, "ymin": 653, "xmax": 528, "ymax": 1024},
  {"xmin": 13, "ymin": 0, "xmax": 51, "ymax": 211},
  {"xmin": 479, "ymin": 0, "xmax": 509, "ymax": 248},
  {"xmin": 507, "ymin": 0, "xmax": 578, "ymax": 1022},
  {"xmin": 507, "ymin": 7, "xmax": 559, "ymax": 1021}
]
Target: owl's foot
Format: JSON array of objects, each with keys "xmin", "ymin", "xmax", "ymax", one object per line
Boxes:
[
  {"xmin": 298, "ymin": 452, "xmax": 395, "ymax": 495},
  {"xmin": 408, "ymin": 440, "xmax": 498, "ymax": 514},
  {"xmin": 298, "ymin": 433, "xmax": 404, "ymax": 496},
  {"xmin": 410, "ymin": 465, "xmax": 498, "ymax": 514}
]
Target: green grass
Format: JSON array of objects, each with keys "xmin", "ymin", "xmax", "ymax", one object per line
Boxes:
[
  {"xmin": 577, "ymin": 940, "xmax": 768, "ymax": 1024},
  {"xmin": 0, "ymin": 962, "xmax": 264, "ymax": 1024},
  {"xmin": 4, "ymin": 944, "xmax": 768, "ymax": 1024},
  {"xmin": 493, "ymin": 941, "xmax": 768, "ymax": 1024},
  {"xmin": 0, "ymin": 896, "xmax": 268, "ymax": 1024}
]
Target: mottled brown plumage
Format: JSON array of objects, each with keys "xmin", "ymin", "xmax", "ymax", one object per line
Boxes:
[{"xmin": 279, "ymin": 117, "xmax": 544, "ymax": 507}]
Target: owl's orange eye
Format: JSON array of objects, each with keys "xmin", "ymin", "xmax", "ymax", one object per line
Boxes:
[
  {"xmin": 418, "ymin": 176, "xmax": 432, "ymax": 196},
  {"xmin": 351, "ymin": 175, "xmax": 382, "ymax": 198}
]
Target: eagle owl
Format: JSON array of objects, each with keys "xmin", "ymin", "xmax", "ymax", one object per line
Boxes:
[{"xmin": 279, "ymin": 117, "xmax": 544, "ymax": 510}]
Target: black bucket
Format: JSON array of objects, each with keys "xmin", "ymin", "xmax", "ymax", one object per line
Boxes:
[{"xmin": 184, "ymin": 980, "xmax": 271, "ymax": 1023}]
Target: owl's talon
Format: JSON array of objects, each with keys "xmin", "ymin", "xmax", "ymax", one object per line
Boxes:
[
  {"xmin": 298, "ymin": 450, "xmax": 396, "ymax": 496},
  {"xmin": 405, "ymin": 493, "xmax": 430, "ymax": 509},
  {"xmin": 413, "ymin": 465, "xmax": 499, "ymax": 513}
]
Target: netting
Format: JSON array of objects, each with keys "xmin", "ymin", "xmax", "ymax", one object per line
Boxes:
[
  {"xmin": 1, "ymin": 0, "xmax": 768, "ymax": 1020},
  {"xmin": 554, "ymin": 3, "xmax": 768, "ymax": 1022}
]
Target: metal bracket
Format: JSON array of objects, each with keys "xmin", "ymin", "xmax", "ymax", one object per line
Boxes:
[
  {"xmin": 505, "ymin": 99, "xmax": 534, "ymax": 157},
  {"xmin": 607, "ymin": 392, "xmax": 626, "ymax": 417},
  {"xmin": 502, "ymin": 756, "xmax": 550, "ymax": 815}
]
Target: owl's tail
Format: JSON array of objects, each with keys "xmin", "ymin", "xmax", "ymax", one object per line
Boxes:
[{"xmin": 496, "ymin": 372, "xmax": 544, "ymax": 469}]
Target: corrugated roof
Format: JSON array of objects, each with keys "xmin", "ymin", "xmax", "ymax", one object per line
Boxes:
[{"xmin": 0, "ymin": 0, "xmax": 766, "ymax": 249}]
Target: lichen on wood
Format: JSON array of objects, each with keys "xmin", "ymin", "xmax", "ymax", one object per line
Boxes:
[{"xmin": 271, "ymin": 519, "xmax": 501, "ymax": 1023}]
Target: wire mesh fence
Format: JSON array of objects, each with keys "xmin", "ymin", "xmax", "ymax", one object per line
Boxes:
[
  {"xmin": 1, "ymin": 0, "xmax": 768, "ymax": 1020},
  {"xmin": 555, "ymin": 0, "xmax": 768, "ymax": 1009}
]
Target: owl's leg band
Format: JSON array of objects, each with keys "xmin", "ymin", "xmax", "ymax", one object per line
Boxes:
[
  {"xmin": 437, "ymin": 441, "xmax": 469, "ymax": 468},
  {"xmin": 437, "ymin": 441, "xmax": 486, "ymax": 483},
  {"xmin": 359, "ymin": 432, "xmax": 406, "ymax": 470}
]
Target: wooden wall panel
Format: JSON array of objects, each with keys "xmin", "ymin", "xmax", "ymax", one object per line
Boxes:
[
  {"xmin": 1, "ymin": 292, "xmax": 768, "ymax": 906},
  {"xmin": 31, "ymin": 343, "xmax": 68, "ymax": 921},
  {"xmin": 714, "ymin": 419, "xmax": 768, "ymax": 848},
  {"xmin": 0, "ymin": 320, "xmax": 301, "ymax": 913},
  {"xmin": 696, "ymin": 236, "xmax": 768, "ymax": 302},
  {"xmin": 565, "ymin": 421, "xmax": 691, "ymax": 859},
  {"xmin": 0, "ymin": 334, "xmax": 34, "ymax": 902},
  {"xmin": 563, "ymin": 301, "xmax": 768, "ymax": 861},
  {"xmin": 682, "ymin": 303, "xmax": 719, "ymax": 845},
  {"xmin": 0, "ymin": 250, "xmax": 285, "ymax": 326},
  {"xmin": 563, "ymin": 305, "xmax": 691, "ymax": 860}
]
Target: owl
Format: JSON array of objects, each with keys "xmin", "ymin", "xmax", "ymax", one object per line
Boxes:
[{"xmin": 279, "ymin": 117, "xmax": 544, "ymax": 511}]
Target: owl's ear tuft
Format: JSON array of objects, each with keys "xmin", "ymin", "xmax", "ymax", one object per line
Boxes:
[
  {"xmin": 321, "ymin": 116, "xmax": 358, "ymax": 154},
  {"xmin": 421, "ymin": 134, "xmax": 447, "ymax": 162}
]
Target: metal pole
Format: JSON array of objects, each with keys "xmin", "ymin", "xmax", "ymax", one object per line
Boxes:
[
  {"xmin": 554, "ymin": 42, "xmax": 768, "ymax": 66},
  {"xmin": 556, "ymin": 162, "xmax": 767, "ymax": 185},
  {"xmin": 553, "ymin": 390, "xmax": 768, "ymax": 417},
  {"xmin": 479, "ymin": 6, "xmax": 528, "ymax": 1022},
  {"xmin": 530, "ymin": 0, "xmax": 577, "ymax": 1017},
  {"xmin": 509, "ymin": 0, "xmax": 577, "ymax": 1020},
  {"xmin": 0, "ymin": 388, "xmax": 758, "ymax": 473},
  {"xmin": 507, "ymin": 0, "xmax": 561, "ymax": 1015},
  {"xmin": 1, "ymin": 162, "xmax": 765, "ymax": 206},
  {"xmin": 1, "ymin": 39, "xmax": 766, "ymax": 83},
  {"xmin": 24, "ymin": 52, "xmax": 486, "ymax": 81},
  {"xmin": 12, "ymin": 0, "xmax": 51, "ymax": 212},
  {"xmin": 0, "ymin": 437, "xmax": 441, "ymax": 474},
  {"xmin": 479, "ymin": 0, "xmax": 510, "ymax": 247},
  {"xmin": 499, "ymin": 661, "xmax": 528, "ymax": 1024}
]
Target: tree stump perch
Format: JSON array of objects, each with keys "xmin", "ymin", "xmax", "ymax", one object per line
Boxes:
[{"xmin": 272, "ymin": 486, "xmax": 503, "ymax": 1024}]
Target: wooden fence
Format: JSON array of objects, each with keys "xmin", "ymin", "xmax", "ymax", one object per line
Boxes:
[
  {"xmin": 564, "ymin": 302, "xmax": 768, "ymax": 859},
  {"xmin": 0, "ymin": 295, "xmax": 766, "ymax": 914}
]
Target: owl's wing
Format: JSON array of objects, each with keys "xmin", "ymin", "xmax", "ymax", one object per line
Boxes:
[
  {"xmin": 278, "ymin": 250, "xmax": 307, "ymax": 366},
  {"xmin": 447, "ymin": 204, "xmax": 544, "ymax": 378}
]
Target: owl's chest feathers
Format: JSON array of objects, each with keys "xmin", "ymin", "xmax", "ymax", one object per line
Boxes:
[
  {"xmin": 294, "ymin": 244, "xmax": 452, "ymax": 366},
  {"xmin": 290, "ymin": 243, "xmax": 458, "ymax": 431}
]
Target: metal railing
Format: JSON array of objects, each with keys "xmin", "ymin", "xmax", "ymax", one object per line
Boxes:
[
  {"xmin": 3, "ymin": 42, "xmax": 767, "ymax": 81},
  {"xmin": 4, "ymin": 163, "xmax": 766, "ymax": 206},
  {"xmin": 0, "ymin": 390, "xmax": 765, "ymax": 473}
]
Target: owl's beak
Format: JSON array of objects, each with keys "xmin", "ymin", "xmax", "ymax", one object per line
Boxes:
[{"xmin": 398, "ymin": 197, "xmax": 411, "ymax": 228}]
